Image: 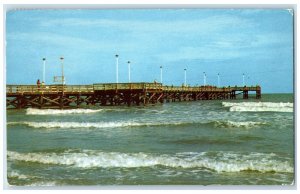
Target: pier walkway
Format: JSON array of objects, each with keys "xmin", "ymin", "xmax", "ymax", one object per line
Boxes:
[{"xmin": 6, "ymin": 83, "xmax": 261, "ymax": 109}]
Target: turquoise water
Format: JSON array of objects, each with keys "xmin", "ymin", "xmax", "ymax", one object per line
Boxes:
[{"xmin": 6, "ymin": 94, "xmax": 294, "ymax": 186}]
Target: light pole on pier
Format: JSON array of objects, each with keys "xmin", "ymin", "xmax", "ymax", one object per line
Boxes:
[
  {"xmin": 42, "ymin": 58, "xmax": 46, "ymax": 84},
  {"xmin": 203, "ymin": 72, "xmax": 206, "ymax": 86},
  {"xmin": 242, "ymin": 73, "xmax": 245, "ymax": 86},
  {"xmin": 184, "ymin": 68, "xmax": 187, "ymax": 86},
  {"xmin": 60, "ymin": 57, "xmax": 64, "ymax": 85},
  {"xmin": 217, "ymin": 73, "xmax": 220, "ymax": 87},
  {"xmin": 128, "ymin": 61, "xmax": 131, "ymax": 83},
  {"xmin": 115, "ymin": 54, "xmax": 119, "ymax": 83},
  {"xmin": 160, "ymin": 66, "xmax": 163, "ymax": 84}
]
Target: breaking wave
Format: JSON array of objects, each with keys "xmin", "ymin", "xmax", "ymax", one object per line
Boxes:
[
  {"xmin": 26, "ymin": 108, "xmax": 103, "ymax": 115},
  {"xmin": 7, "ymin": 150, "xmax": 293, "ymax": 173},
  {"xmin": 214, "ymin": 120, "xmax": 266, "ymax": 128},
  {"xmin": 8, "ymin": 120, "xmax": 266, "ymax": 129},
  {"xmin": 222, "ymin": 102, "xmax": 293, "ymax": 112},
  {"xmin": 7, "ymin": 121, "xmax": 187, "ymax": 129}
]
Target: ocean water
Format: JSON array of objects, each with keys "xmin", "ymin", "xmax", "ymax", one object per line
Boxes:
[{"xmin": 6, "ymin": 94, "xmax": 294, "ymax": 186}]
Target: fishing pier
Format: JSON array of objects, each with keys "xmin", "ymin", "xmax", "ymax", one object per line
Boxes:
[{"xmin": 6, "ymin": 83, "xmax": 261, "ymax": 109}]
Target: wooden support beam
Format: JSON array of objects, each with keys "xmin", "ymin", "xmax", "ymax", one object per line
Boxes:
[
  {"xmin": 76, "ymin": 95, "xmax": 80, "ymax": 107},
  {"xmin": 135, "ymin": 93, "xmax": 140, "ymax": 106},
  {"xmin": 256, "ymin": 89, "xmax": 261, "ymax": 99},
  {"xmin": 7, "ymin": 97, "xmax": 19, "ymax": 108},
  {"xmin": 25, "ymin": 96, "xmax": 41, "ymax": 107},
  {"xmin": 42, "ymin": 96, "xmax": 60, "ymax": 106},
  {"xmin": 157, "ymin": 93, "xmax": 164, "ymax": 103},
  {"xmin": 243, "ymin": 91, "xmax": 248, "ymax": 99},
  {"xmin": 59, "ymin": 95, "xmax": 64, "ymax": 109},
  {"xmin": 109, "ymin": 95, "xmax": 114, "ymax": 105},
  {"xmin": 141, "ymin": 92, "xmax": 146, "ymax": 105},
  {"xmin": 148, "ymin": 92, "xmax": 156, "ymax": 103},
  {"xmin": 39, "ymin": 95, "xmax": 44, "ymax": 108},
  {"xmin": 100, "ymin": 95, "xmax": 107, "ymax": 106},
  {"xmin": 125, "ymin": 93, "xmax": 132, "ymax": 106}
]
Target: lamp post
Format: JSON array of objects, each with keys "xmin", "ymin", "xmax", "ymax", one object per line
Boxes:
[
  {"xmin": 128, "ymin": 61, "xmax": 131, "ymax": 83},
  {"xmin": 115, "ymin": 54, "xmax": 119, "ymax": 83},
  {"xmin": 160, "ymin": 66, "xmax": 163, "ymax": 84},
  {"xmin": 203, "ymin": 72, "xmax": 206, "ymax": 86},
  {"xmin": 184, "ymin": 68, "xmax": 187, "ymax": 86},
  {"xmin": 60, "ymin": 57, "xmax": 64, "ymax": 85},
  {"xmin": 217, "ymin": 73, "xmax": 220, "ymax": 87},
  {"xmin": 42, "ymin": 58, "xmax": 46, "ymax": 84}
]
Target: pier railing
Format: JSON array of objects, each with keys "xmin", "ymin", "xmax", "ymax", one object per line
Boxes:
[
  {"xmin": 6, "ymin": 85, "xmax": 94, "ymax": 94},
  {"xmin": 93, "ymin": 83, "xmax": 163, "ymax": 91},
  {"xmin": 162, "ymin": 86, "xmax": 260, "ymax": 92}
]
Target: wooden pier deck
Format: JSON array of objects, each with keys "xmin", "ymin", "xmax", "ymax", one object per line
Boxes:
[{"xmin": 6, "ymin": 83, "xmax": 261, "ymax": 109}]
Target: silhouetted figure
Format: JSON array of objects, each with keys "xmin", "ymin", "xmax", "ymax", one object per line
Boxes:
[{"xmin": 37, "ymin": 79, "xmax": 40, "ymax": 90}]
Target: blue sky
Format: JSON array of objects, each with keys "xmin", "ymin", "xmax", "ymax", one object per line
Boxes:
[{"xmin": 6, "ymin": 9, "xmax": 293, "ymax": 93}]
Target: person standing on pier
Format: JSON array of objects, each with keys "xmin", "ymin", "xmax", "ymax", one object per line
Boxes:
[{"xmin": 37, "ymin": 79, "xmax": 41, "ymax": 90}]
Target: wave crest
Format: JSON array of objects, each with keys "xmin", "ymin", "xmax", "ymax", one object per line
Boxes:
[
  {"xmin": 7, "ymin": 150, "xmax": 293, "ymax": 173},
  {"xmin": 8, "ymin": 120, "xmax": 267, "ymax": 129},
  {"xmin": 26, "ymin": 108, "xmax": 102, "ymax": 115},
  {"xmin": 7, "ymin": 121, "xmax": 186, "ymax": 129},
  {"xmin": 214, "ymin": 120, "xmax": 266, "ymax": 128},
  {"xmin": 222, "ymin": 102, "xmax": 293, "ymax": 112}
]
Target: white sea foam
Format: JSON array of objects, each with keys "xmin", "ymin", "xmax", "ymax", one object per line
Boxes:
[
  {"xmin": 7, "ymin": 150, "xmax": 293, "ymax": 173},
  {"xmin": 7, "ymin": 120, "xmax": 265, "ymax": 129},
  {"xmin": 7, "ymin": 121, "xmax": 187, "ymax": 129},
  {"xmin": 214, "ymin": 120, "xmax": 266, "ymax": 128},
  {"xmin": 222, "ymin": 102, "xmax": 293, "ymax": 112},
  {"xmin": 25, "ymin": 181, "xmax": 58, "ymax": 186},
  {"xmin": 25, "ymin": 121, "xmax": 143, "ymax": 129},
  {"xmin": 26, "ymin": 108, "xmax": 102, "ymax": 115},
  {"xmin": 8, "ymin": 170, "xmax": 28, "ymax": 179}
]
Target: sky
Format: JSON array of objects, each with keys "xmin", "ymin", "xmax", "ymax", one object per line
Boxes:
[{"xmin": 6, "ymin": 9, "xmax": 294, "ymax": 93}]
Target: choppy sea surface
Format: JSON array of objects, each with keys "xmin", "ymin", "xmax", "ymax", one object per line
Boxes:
[{"xmin": 6, "ymin": 94, "xmax": 294, "ymax": 186}]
